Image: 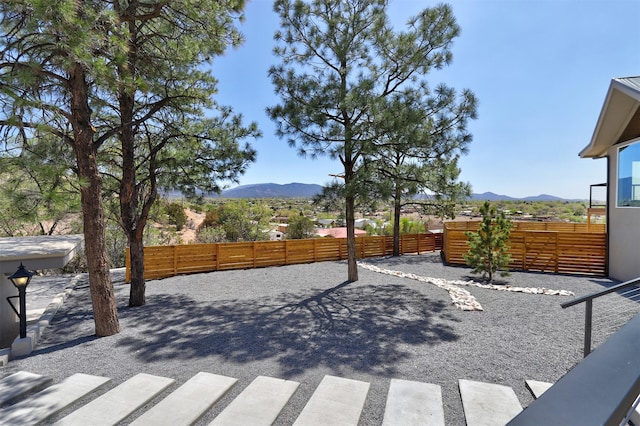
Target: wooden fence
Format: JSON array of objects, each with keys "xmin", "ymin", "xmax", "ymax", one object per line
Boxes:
[
  {"xmin": 125, "ymin": 233, "xmax": 443, "ymax": 282},
  {"xmin": 443, "ymin": 221, "xmax": 607, "ymax": 276}
]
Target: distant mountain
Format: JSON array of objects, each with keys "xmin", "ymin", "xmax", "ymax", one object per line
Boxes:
[
  {"xmin": 221, "ymin": 183, "xmax": 324, "ymax": 198},
  {"xmin": 521, "ymin": 194, "xmax": 568, "ymax": 202},
  {"xmin": 471, "ymin": 192, "xmax": 517, "ymax": 201},
  {"xmin": 471, "ymin": 192, "xmax": 576, "ymax": 202},
  {"xmin": 168, "ymin": 184, "xmax": 577, "ymax": 201}
]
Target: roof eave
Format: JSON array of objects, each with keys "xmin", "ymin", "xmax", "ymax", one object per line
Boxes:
[{"xmin": 580, "ymin": 78, "xmax": 640, "ymax": 159}]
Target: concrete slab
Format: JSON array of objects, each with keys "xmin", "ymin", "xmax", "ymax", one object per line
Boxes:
[
  {"xmin": 10, "ymin": 334, "xmax": 35, "ymax": 358},
  {"xmin": 130, "ymin": 372, "xmax": 237, "ymax": 426},
  {"xmin": 382, "ymin": 379, "xmax": 445, "ymax": 426},
  {"xmin": 629, "ymin": 395, "xmax": 640, "ymax": 426},
  {"xmin": 0, "ymin": 373, "xmax": 111, "ymax": 426},
  {"xmin": 0, "ymin": 235, "xmax": 83, "ymax": 349},
  {"xmin": 293, "ymin": 375, "xmax": 370, "ymax": 426},
  {"xmin": 0, "ymin": 371, "xmax": 52, "ymax": 408},
  {"xmin": 459, "ymin": 379, "xmax": 522, "ymax": 426},
  {"xmin": 525, "ymin": 380, "xmax": 553, "ymax": 399},
  {"xmin": 209, "ymin": 375, "xmax": 299, "ymax": 426},
  {"xmin": 55, "ymin": 373, "xmax": 174, "ymax": 426}
]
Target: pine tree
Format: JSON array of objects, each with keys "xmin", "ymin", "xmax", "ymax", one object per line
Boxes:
[
  {"xmin": 268, "ymin": 0, "xmax": 465, "ymax": 282},
  {"xmin": 464, "ymin": 201, "xmax": 513, "ymax": 282}
]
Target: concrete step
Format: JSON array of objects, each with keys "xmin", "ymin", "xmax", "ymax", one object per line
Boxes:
[
  {"xmin": 293, "ymin": 375, "xmax": 370, "ymax": 426},
  {"xmin": 459, "ymin": 379, "xmax": 523, "ymax": 426},
  {"xmin": 209, "ymin": 375, "xmax": 299, "ymax": 426},
  {"xmin": 55, "ymin": 373, "xmax": 175, "ymax": 426},
  {"xmin": 1, "ymin": 370, "xmax": 557, "ymax": 425},
  {"xmin": 0, "ymin": 373, "xmax": 111, "ymax": 426},
  {"xmin": 130, "ymin": 372, "xmax": 237, "ymax": 426},
  {"xmin": 0, "ymin": 371, "xmax": 52, "ymax": 408},
  {"xmin": 382, "ymin": 378, "xmax": 445, "ymax": 426},
  {"xmin": 525, "ymin": 380, "xmax": 552, "ymax": 399}
]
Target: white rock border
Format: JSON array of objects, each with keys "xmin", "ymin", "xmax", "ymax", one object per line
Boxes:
[{"xmin": 357, "ymin": 261, "xmax": 574, "ymax": 312}]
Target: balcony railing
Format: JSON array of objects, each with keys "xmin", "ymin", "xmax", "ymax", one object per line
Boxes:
[
  {"xmin": 561, "ymin": 276, "xmax": 640, "ymax": 357},
  {"xmin": 508, "ymin": 309, "xmax": 640, "ymax": 425},
  {"xmin": 508, "ymin": 276, "xmax": 640, "ymax": 425}
]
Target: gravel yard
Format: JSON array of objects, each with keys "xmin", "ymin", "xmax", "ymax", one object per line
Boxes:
[{"xmin": 1, "ymin": 252, "xmax": 625, "ymax": 425}]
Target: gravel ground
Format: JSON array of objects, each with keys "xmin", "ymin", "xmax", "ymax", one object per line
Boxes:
[{"xmin": 0, "ymin": 252, "xmax": 629, "ymax": 425}]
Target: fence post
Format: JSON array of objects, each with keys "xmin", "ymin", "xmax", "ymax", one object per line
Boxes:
[
  {"xmin": 555, "ymin": 232, "xmax": 559, "ymax": 273},
  {"xmin": 253, "ymin": 242, "xmax": 257, "ymax": 268},
  {"xmin": 584, "ymin": 299, "xmax": 593, "ymax": 358},
  {"xmin": 286, "ymin": 240, "xmax": 290, "ymax": 264},
  {"xmin": 313, "ymin": 239, "xmax": 317, "ymax": 262},
  {"xmin": 522, "ymin": 232, "xmax": 527, "ymax": 270},
  {"xmin": 173, "ymin": 245, "xmax": 178, "ymax": 277}
]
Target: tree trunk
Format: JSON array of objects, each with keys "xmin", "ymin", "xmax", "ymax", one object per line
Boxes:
[
  {"xmin": 346, "ymin": 193, "xmax": 358, "ymax": 282},
  {"xmin": 392, "ymin": 187, "xmax": 402, "ymax": 257},
  {"xmin": 118, "ymin": 77, "xmax": 149, "ymax": 307},
  {"xmin": 128, "ymin": 233, "xmax": 146, "ymax": 306},
  {"xmin": 69, "ymin": 64, "xmax": 120, "ymax": 336}
]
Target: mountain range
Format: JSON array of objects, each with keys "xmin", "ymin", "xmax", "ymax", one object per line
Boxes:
[
  {"xmin": 221, "ymin": 183, "xmax": 324, "ymax": 198},
  {"xmin": 218, "ymin": 183, "xmax": 577, "ymax": 201}
]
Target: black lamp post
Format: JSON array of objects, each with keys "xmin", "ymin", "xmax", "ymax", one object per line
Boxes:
[{"xmin": 7, "ymin": 263, "xmax": 34, "ymax": 339}]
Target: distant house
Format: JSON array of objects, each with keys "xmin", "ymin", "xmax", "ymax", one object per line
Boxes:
[
  {"xmin": 316, "ymin": 227, "xmax": 367, "ymax": 238},
  {"xmin": 580, "ymin": 76, "xmax": 640, "ymax": 281},
  {"xmin": 316, "ymin": 218, "xmax": 336, "ymax": 228},
  {"xmin": 273, "ymin": 216, "xmax": 289, "ymax": 224},
  {"xmin": 354, "ymin": 218, "xmax": 376, "ymax": 229},
  {"xmin": 269, "ymin": 229, "xmax": 284, "ymax": 241}
]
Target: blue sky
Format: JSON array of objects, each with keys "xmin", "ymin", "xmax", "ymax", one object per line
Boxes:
[{"xmin": 212, "ymin": 0, "xmax": 640, "ymax": 200}]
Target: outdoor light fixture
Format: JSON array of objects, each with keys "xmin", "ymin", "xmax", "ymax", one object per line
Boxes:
[{"xmin": 7, "ymin": 263, "xmax": 34, "ymax": 339}]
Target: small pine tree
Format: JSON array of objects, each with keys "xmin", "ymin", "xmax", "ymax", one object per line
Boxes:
[{"xmin": 464, "ymin": 201, "xmax": 513, "ymax": 282}]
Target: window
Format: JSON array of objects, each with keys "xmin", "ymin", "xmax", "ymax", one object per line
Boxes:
[{"xmin": 618, "ymin": 140, "xmax": 640, "ymax": 207}]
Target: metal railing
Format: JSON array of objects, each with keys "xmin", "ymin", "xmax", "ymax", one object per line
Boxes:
[
  {"xmin": 508, "ymin": 277, "xmax": 640, "ymax": 425},
  {"xmin": 561, "ymin": 276, "xmax": 640, "ymax": 357},
  {"xmin": 507, "ymin": 309, "xmax": 640, "ymax": 425}
]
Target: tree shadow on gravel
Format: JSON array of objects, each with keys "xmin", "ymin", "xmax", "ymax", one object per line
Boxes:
[{"xmin": 110, "ymin": 280, "xmax": 460, "ymax": 377}]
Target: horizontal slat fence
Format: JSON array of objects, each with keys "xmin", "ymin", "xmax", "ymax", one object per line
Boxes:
[
  {"xmin": 444, "ymin": 221, "xmax": 607, "ymax": 276},
  {"xmin": 126, "ymin": 233, "xmax": 443, "ymax": 282}
]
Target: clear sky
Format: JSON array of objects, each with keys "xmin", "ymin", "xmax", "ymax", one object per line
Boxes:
[{"xmin": 211, "ymin": 0, "xmax": 640, "ymax": 200}]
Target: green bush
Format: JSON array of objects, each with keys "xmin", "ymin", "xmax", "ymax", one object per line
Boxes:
[
  {"xmin": 463, "ymin": 201, "xmax": 513, "ymax": 282},
  {"xmin": 165, "ymin": 202, "xmax": 187, "ymax": 231},
  {"xmin": 288, "ymin": 212, "xmax": 315, "ymax": 239}
]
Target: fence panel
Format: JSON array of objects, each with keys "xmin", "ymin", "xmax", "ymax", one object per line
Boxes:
[
  {"xmin": 254, "ymin": 241, "xmax": 286, "ymax": 268},
  {"xmin": 314, "ymin": 238, "xmax": 347, "ymax": 261},
  {"xmin": 216, "ymin": 242, "xmax": 256, "ymax": 271},
  {"xmin": 443, "ymin": 221, "xmax": 606, "ymax": 276},
  {"xmin": 127, "ymin": 223, "xmax": 606, "ymax": 282},
  {"xmin": 362, "ymin": 236, "xmax": 388, "ymax": 258},
  {"xmin": 175, "ymin": 244, "xmax": 218, "ymax": 275},
  {"xmin": 285, "ymin": 240, "xmax": 318, "ymax": 265},
  {"xmin": 126, "ymin": 233, "xmax": 442, "ymax": 282},
  {"xmin": 557, "ymin": 232, "xmax": 607, "ymax": 275}
]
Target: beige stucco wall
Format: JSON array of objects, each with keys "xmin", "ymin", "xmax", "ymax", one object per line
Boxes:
[{"xmin": 607, "ymin": 139, "xmax": 640, "ymax": 282}]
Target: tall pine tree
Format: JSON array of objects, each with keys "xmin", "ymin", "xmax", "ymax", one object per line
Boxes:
[{"xmin": 269, "ymin": 0, "xmax": 466, "ymax": 282}]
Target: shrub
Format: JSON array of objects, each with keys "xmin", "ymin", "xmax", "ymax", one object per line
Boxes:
[
  {"xmin": 463, "ymin": 201, "xmax": 513, "ymax": 282},
  {"xmin": 165, "ymin": 202, "xmax": 187, "ymax": 231}
]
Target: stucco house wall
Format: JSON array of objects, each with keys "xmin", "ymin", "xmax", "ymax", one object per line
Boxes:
[
  {"xmin": 606, "ymin": 137, "xmax": 640, "ymax": 281},
  {"xmin": 581, "ymin": 77, "xmax": 640, "ymax": 282}
]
